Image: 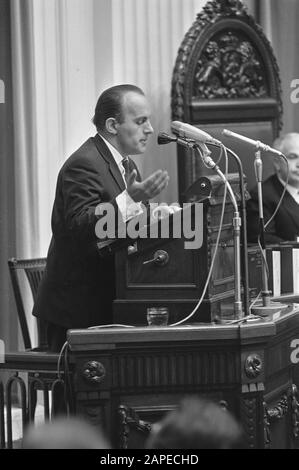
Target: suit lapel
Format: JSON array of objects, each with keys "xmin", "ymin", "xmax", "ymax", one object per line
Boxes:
[
  {"xmin": 93, "ymin": 133, "xmax": 125, "ymax": 192},
  {"xmin": 282, "ymin": 194, "xmax": 299, "ymax": 231},
  {"xmin": 273, "ymin": 175, "xmax": 299, "ymax": 231}
]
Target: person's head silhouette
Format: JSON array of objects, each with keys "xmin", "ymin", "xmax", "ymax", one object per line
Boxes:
[
  {"xmin": 22, "ymin": 416, "xmax": 111, "ymax": 449},
  {"xmin": 146, "ymin": 396, "xmax": 244, "ymax": 449}
]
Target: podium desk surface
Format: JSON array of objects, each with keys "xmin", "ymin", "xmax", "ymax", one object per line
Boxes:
[
  {"xmin": 66, "ymin": 307, "xmax": 299, "ymax": 351},
  {"xmin": 66, "ymin": 320, "xmax": 280, "ymax": 351}
]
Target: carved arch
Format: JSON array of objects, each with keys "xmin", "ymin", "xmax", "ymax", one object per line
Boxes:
[{"xmin": 171, "ymin": 0, "xmax": 282, "ymax": 200}]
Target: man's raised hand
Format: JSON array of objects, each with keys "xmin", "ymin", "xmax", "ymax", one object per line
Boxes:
[{"xmin": 127, "ymin": 169, "xmax": 169, "ymax": 202}]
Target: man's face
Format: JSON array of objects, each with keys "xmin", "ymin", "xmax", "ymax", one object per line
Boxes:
[
  {"xmin": 275, "ymin": 134, "xmax": 299, "ymax": 188},
  {"xmin": 115, "ymin": 92, "xmax": 154, "ymax": 156}
]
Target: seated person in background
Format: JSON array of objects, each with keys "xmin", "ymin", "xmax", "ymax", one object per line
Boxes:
[
  {"xmin": 247, "ymin": 132, "xmax": 299, "ymax": 244},
  {"xmin": 146, "ymin": 396, "xmax": 244, "ymax": 449},
  {"xmin": 22, "ymin": 416, "xmax": 111, "ymax": 449}
]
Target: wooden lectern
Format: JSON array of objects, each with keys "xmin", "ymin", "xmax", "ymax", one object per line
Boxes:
[
  {"xmin": 110, "ymin": 174, "xmax": 243, "ymax": 326},
  {"xmin": 67, "ymin": 309, "xmax": 299, "ymax": 449}
]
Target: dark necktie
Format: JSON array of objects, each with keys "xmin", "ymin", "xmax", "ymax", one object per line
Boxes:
[{"xmin": 121, "ymin": 157, "xmax": 130, "ymax": 184}]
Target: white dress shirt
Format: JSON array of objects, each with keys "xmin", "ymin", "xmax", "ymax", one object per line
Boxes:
[{"xmin": 96, "ymin": 134, "xmax": 143, "ymax": 222}]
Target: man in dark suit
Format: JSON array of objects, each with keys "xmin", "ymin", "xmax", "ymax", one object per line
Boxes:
[
  {"xmin": 33, "ymin": 84, "xmax": 169, "ymax": 352},
  {"xmin": 247, "ymin": 132, "xmax": 299, "ymax": 244}
]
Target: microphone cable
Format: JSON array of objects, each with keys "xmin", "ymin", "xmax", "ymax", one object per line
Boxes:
[
  {"xmin": 55, "ymin": 340, "xmax": 74, "ymax": 415},
  {"xmin": 264, "ymin": 153, "xmax": 289, "ymax": 231},
  {"xmin": 170, "ymin": 144, "xmax": 229, "ymax": 326},
  {"xmin": 254, "ymin": 152, "xmax": 289, "ymax": 302}
]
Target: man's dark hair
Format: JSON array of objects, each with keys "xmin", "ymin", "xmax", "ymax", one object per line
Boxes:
[{"xmin": 92, "ymin": 84, "xmax": 144, "ymax": 131}]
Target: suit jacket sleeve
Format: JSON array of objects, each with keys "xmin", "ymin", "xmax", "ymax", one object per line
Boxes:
[
  {"xmin": 55, "ymin": 153, "xmax": 147, "ymax": 250},
  {"xmin": 55, "ymin": 157, "xmax": 120, "ymax": 245}
]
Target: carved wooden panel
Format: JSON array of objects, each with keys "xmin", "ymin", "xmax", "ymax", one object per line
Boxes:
[
  {"xmin": 126, "ymin": 238, "xmax": 197, "ymax": 287},
  {"xmin": 193, "ymin": 33, "xmax": 267, "ymax": 100},
  {"xmin": 171, "ymin": 0, "xmax": 283, "ymax": 199},
  {"xmin": 239, "ymin": 394, "xmax": 263, "ymax": 449},
  {"xmin": 110, "ymin": 349, "xmax": 239, "ymax": 390}
]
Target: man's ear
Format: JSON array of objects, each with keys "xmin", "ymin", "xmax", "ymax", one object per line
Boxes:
[{"xmin": 105, "ymin": 117, "xmax": 118, "ymax": 135}]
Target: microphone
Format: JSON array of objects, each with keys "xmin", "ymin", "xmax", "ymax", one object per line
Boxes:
[
  {"xmin": 195, "ymin": 142, "xmax": 217, "ymax": 169},
  {"xmin": 157, "ymin": 131, "xmax": 216, "ymax": 168},
  {"xmin": 171, "ymin": 121, "xmax": 221, "ymax": 145},
  {"xmin": 157, "ymin": 132, "xmax": 177, "ymax": 145},
  {"xmin": 222, "ymin": 129, "xmax": 283, "ymax": 157},
  {"xmin": 157, "ymin": 132, "xmax": 196, "ymax": 149}
]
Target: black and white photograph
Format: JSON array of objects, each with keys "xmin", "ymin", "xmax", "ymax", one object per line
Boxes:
[{"xmin": 1, "ymin": 0, "xmax": 299, "ymax": 452}]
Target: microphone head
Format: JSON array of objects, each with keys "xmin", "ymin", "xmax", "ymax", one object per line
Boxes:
[
  {"xmin": 171, "ymin": 121, "xmax": 184, "ymax": 135},
  {"xmin": 171, "ymin": 121, "xmax": 221, "ymax": 145},
  {"xmin": 171, "ymin": 121, "xmax": 199, "ymax": 138},
  {"xmin": 157, "ymin": 132, "xmax": 177, "ymax": 145},
  {"xmin": 222, "ymin": 129, "xmax": 232, "ymax": 138}
]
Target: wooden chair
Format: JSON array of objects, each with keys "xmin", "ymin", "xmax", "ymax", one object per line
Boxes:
[
  {"xmin": 8, "ymin": 257, "xmax": 47, "ymax": 350},
  {"xmin": 7, "ymin": 257, "xmax": 69, "ymax": 424}
]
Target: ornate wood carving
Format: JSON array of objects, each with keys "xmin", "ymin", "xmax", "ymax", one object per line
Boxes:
[
  {"xmin": 118, "ymin": 405, "xmax": 152, "ymax": 450},
  {"xmin": 264, "ymin": 384, "xmax": 299, "ymax": 447},
  {"xmin": 171, "ymin": 0, "xmax": 283, "ymax": 204},
  {"xmin": 193, "ymin": 33, "xmax": 267, "ymax": 99},
  {"xmin": 263, "ymin": 399, "xmax": 271, "ymax": 448},
  {"xmin": 82, "ymin": 360, "xmax": 106, "ymax": 384},
  {"xmin": 117, "ymin": 400, "xmax": 232, "ymax": 449},
  {"xmin": 171, "ymin": 0, "xmax": 282, "ymax": 128},
  {"xmin": 81, "ymin": 403, "xmax": 106, "ymax": 428},
  {"xmin": 266, "ymin": 394, "xmax": 289, "ymax": 421},
  {"xmin": 239, "ymin": 395, "xmax": 261, "ymax": 449},
  {"xmin": 111, "ymin": 349, "xmax": 239, "ymax": 390},
  {"xmin": 74, "ymin": 390, "xmax": 109, "ymax": 432},
  {"xmin": 290, "ymin": 384, "xmax": 299, "ymax": 439},
  {"xmin": 244, "ymin": 354, "xmax": 263, "ymax": 379}
]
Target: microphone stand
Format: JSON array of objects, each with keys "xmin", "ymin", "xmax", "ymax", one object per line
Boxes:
[
  {"xmin": 227, "ymin": 147, "xmax": 250, "ymax": 316},
  {"xmin": 251, "ymin": 149, "xmax": 288, "ymax": 316},
  {"xmin": 196, "ymin": 145, "xmax": 243, "ymax": 319},
  {"xmin": 208, "ymin": 144, "xmax": 250, "ymax": 317},
  {"xmin": 158, "ymin": 132, "xmax": 249, "ymax": 316}
]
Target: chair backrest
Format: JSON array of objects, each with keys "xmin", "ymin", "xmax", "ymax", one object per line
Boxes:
[{"xmin": 8, "ymin": 257, "xmax": 47, "ymax": 350}]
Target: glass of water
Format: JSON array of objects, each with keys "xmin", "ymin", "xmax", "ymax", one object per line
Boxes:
[{"xmin": 146, "ymin": 307, "xmax": 169, "ymax": 326}]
